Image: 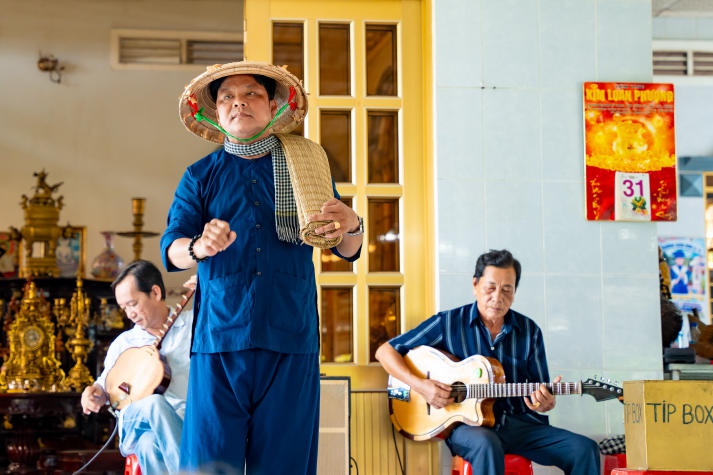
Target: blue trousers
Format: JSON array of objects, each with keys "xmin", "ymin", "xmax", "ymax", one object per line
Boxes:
[
  {"xmin": 119, "ymin": 394, "xmax": 183, "ymax": 475},
  {"xmin": 180, "ymin": 349, "xmax": 320, "ymax": 475},
  {"xmin": 446, "ymin": 413, "xmax": 600, "ymax": 475}
]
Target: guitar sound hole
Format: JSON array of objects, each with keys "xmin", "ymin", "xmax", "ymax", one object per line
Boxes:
[{"xmin": 451, "ymin": 382, "xmax": 466, "ymax": 403}]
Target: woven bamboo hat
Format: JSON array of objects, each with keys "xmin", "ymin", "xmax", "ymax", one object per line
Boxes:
[{"xmin": 179, "ymin": 61, "xmax": 308, "ymax": 144}]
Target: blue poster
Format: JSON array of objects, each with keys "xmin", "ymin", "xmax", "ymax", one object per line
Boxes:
[{"xmin": 659, "ymin": 236, "xmax": 708, "ymax": 323}]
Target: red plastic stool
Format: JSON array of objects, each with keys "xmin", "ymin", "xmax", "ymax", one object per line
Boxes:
[
  {"xmin": 452, "ymin": 454, "xmax": 534, "ymax": 475},
  {"xmin": 603, "ymin": 453, "xmax": 627, "ymax": 475},
  {"xmin": 124, "ymin": 454, "xmax": 142, "ymax": 475}
]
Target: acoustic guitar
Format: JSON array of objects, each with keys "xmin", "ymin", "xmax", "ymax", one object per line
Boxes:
[
  {"xmin": 105, "ymin": 289, "xmax": 194, "ymax": 411},
  {"xmin": 387, "ymin": 345, "xmax": 623, "ymax": 441}
]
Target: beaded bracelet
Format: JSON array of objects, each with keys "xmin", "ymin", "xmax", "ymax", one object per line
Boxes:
[{"xmin": 188, "ymin": 234, "xmax": 208, "ymax": 262}]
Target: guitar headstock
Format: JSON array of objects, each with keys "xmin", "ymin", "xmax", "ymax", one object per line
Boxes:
[{"xmin": 582, "ymin": 377, "xmax": 624, "ymax": 403}]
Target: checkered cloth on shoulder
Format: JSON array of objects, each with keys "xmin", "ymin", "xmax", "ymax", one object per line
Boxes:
[{"xmin": 598, "ymin": 434, "xmax": 626, "ymax": 454}]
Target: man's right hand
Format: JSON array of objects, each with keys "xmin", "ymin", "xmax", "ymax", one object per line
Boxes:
[
  {"xmin": 375, "ymin": 342, "xmax": 454, "ymax": 410},
  {"xmin": 416, "ymin": 378, "xmax": 453, "ymax": 410},
  {"xmin": 81, "ymin": 384, "xmax": 107, "ymax": 415},
  {"xmin": 194, "ymin": 218, "xmax": 237, "ymax": 259}
]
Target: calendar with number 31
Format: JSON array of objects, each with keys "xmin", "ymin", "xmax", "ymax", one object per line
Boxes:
[{"xmin": 583, "ymin": 82, "xmax": 677, "ymax": 222}]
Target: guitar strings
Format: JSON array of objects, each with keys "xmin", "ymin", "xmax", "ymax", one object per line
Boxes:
[{"xmin": 449, "ymin": 382, "xmax": 582, "ymax": 397}]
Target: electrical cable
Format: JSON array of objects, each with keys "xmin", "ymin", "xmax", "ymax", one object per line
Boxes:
[
  {"xmin": 71, "ymin": 413, "xmax": 119, "ymax": 475},
  {"xmin": 391, "ymin": 424, "xmax": 405, "ymax": 475}
]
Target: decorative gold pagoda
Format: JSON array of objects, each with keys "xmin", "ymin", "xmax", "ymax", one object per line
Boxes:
[
  {"xmin": 18, "ymin": 170, "xmax": 64, "ymax": 278},
  {"xmin": 0, "ymin": 281, "xmax": 65, "ymax": 392}
]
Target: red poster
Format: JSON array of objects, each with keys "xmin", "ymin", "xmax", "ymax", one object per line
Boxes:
[{"xmin": 583, "ymin": 82, "xmax": 677, "ymax": 221}]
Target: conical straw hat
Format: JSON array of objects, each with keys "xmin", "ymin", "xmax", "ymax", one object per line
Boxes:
[{"xmin": 179, "ymin": 61, "xmax": 308, "ymax": 144}]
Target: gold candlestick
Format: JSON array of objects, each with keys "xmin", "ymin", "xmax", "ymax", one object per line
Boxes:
[
  {"xmin": 63, "ymin": 277, "xmax": 94, "ymax": 391},
  {"xmin": 131, "ymin": 197, "xmax": 145, "ymax": 262},
  {"xmin": 117, "ymin": 197, "xmax": 159, "ymax": 262}
]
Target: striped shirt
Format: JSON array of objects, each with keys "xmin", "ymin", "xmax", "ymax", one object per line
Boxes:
[{"xmin": 388, "ymin": 301, "xmax": 550, "ymax": 424}]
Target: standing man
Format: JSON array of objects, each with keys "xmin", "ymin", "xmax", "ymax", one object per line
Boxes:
[
  {"xmin": 375, "ymin": 249, "xmax": 600, "ymax": 475},
  {"xmin": 80, "ymin": 260, "xmax": 193, "ymax": 475},
  {"xmin": 162, "ymin": 61, "xmax": 363, "ymax": 474}
]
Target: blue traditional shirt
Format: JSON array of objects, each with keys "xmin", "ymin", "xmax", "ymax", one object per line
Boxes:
[
  {"xmin": 161, "ymin": 148, "xmax": 359, "ymax": 355},
  {"xmin": 388, "ymin": 302, "xmax": 550, "ymax": 424}
]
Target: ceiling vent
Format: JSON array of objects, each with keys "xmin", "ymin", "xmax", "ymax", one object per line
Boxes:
[
  {"xmin": 653, "ymin": 40, "xmax": 713, "ymax": 81},
  {"xmin": 111, "ymin": 29, "xmax": 243, "ymax": 70},
  {"xmin": 653, "ymin": 50, "xmax": 687, "ymax": 76}
]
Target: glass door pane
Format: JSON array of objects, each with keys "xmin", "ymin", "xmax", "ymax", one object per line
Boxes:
[
  {"xmin": 367, "ymin": 110, "xmax": 398, "ymax": 183},
  {"xmin": 321, "ymin": 110, "xmax": 352, "ymax": 183},
  {"xmin": 321, "ymin": 287, "xmax": 353, "ymax": 363},
  {"xmin": 368, "ymin": 198, "xmax": 400, "ymax": 272},
  {"xmin": 365, "ymin": 24, "xmax": 397, "ymax": 96},
  {"xmin": 368, "ymin": 286, "xmax": 400, "ymax": 361},
  {"xmin": 319, "ymin": 23, "xmax": 350, "ymax": 96}
]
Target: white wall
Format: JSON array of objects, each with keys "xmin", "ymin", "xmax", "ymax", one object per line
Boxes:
[
  {"xmin": 0, "ymin": 0, "xmax": 241, "ymax": 295},
  {"xmin": 655, "ymin": 85, "xmax": 713, "ymax": 243},
  {"xmin": 671, "ymin": 86, "xmax": 713, "ymax": 156},
  {"xmin": 433, "ymin": 1, "xmax": 658, "ymax": 473},
  {"xmin": 653, "ymin": 23, "xmax": 713, "ymax": 321},
  {"xmin": 657, "ymin": 197, "xmax": 705, "ymax": 240}
]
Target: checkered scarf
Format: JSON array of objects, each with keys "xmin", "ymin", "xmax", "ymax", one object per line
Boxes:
[
  {"xmin": 598, "ymin": 434, "xmax": 626, "ymax": 455},
  {"xmin": 223, "ymin": 136, "xmax": 301, "ymax": 244}
]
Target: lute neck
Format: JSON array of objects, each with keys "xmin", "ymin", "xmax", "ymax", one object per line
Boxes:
[{"xmin": 152, "ymin": 288, "xmax": 195, "ymax": 349}]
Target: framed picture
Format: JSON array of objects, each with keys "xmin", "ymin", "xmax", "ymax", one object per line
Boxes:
[
  {"xmin": 0, "ymin": 231, "xmax": 20, "ymax": 278},
  {"xmin": 57, "ymin": 226, "xmax": 86, "ymax": 278}
]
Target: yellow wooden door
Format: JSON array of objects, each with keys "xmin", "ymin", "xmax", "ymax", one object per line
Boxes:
[
  {"xmin": 245, "ymin": 3, "xmax": 436, "ymax": 472},
  {"xmin": 243, "ymin": 0, "xmax": 433, "ymax": 386}
]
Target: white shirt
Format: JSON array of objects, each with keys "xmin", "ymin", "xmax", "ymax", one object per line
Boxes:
[{"xmin": 96, "ymin": 308, "xmax": 193, "ymax": 418}]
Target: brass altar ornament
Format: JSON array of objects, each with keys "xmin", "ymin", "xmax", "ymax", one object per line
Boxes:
[
  {"xmin": 98, "ymin": 298, "xmax": 125, "ymax": 331},
  {"xmin": 17, "ymin": 170, "xmax": 66, "ymax": 278},
  {"xmin": 0, "ymin": 281, "xmax": 65, "ymax": 392},
  {"xmin": 56, "ymin": 277, "xmax": 94, "ymax": 391},
  {"xmin": 117, "ymin": 197, "xmax": 159, "ymax": 262}
]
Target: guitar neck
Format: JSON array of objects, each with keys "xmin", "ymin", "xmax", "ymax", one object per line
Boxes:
[{"xmin": 462, "ymin": 382, "xmax": 582, "ymax": 400}]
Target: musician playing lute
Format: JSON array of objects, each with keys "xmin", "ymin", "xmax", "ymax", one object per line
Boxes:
[
  {"xmin": 375, "ymin": 249, "xmax": 600, "ymax": 475},
  {"xmin": 80, "ymin": 260, "xmax": 194, "ymax": 475}
]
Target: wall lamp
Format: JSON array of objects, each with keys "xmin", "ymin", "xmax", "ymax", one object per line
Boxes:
[{"xmin": 37, "ymin": 54, "xmax": 64, "ymax": 84}]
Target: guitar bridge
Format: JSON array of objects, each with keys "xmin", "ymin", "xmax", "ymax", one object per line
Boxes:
[{"xmin": 387, "ymin": 387, "xmax": 410, "ymax": 401}]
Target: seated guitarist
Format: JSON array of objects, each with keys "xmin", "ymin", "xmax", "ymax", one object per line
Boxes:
[
  {"xmin": 80, "ymin": 260, "xmax": 194, "ymax": 475},
  {"xmin": 375, "ymin": 249, "xmax": 600, "ymax": 475}
]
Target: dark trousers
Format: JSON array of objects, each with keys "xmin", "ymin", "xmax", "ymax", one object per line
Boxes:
[
  {"xmin": 446, "ymin": 413, "xmax": 600, "ymax": 475},
  {"xmin": 180, "ymin": 349, "xmax": 321, "ymax": 474}
]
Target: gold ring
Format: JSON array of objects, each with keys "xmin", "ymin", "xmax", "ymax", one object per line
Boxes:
[
  {"xmin": 333, "ymin": 221, "xmax": 341, "ymax": 230},
  {"xmin": 533, "ymin": 402, "xmax": 541, "ymax": 408}
]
